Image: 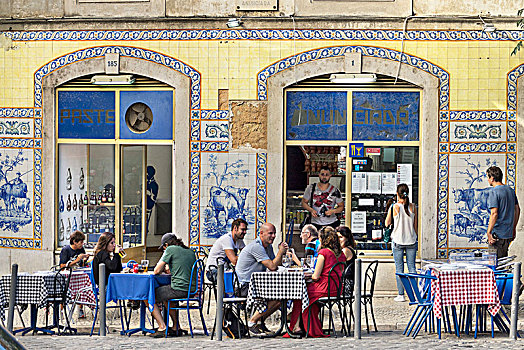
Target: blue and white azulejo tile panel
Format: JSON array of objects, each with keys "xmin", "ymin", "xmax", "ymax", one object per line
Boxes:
[
  {"xmin": 200, "ymin": 120, "xmax": 229, "ymax": 142},
  {"xmin": 0, "ymin": 118, "xmax": 34, "ymax": 138},
  {"xmin": 450, "ymin": 121, "xmax": 506, "ymax": 142},
  {"xmin": 199, "ymin": 152, "xmax": 257, "ymax": 246}
]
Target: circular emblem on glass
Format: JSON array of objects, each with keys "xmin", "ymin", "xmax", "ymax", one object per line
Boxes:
[{"xmin": 125, "ymin": 102, "xmax": 153, "ymax": 133}]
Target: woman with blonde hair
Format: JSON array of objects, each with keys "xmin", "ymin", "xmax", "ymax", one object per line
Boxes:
[
  {"xmin": 385, "ymin": 183, "xmax": 418, "ymax": 302},
  {"xmin": 287, "ymin": 226, "xmax": 346, "ymax": 337}
]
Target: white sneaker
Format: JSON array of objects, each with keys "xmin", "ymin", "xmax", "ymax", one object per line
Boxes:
[{"xmin": 394, "ymin": 295, "xmax": 405, "ymax": 302}]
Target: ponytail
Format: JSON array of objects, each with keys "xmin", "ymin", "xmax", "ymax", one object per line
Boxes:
[{"xmin": 397, "ymin": 183, "xmax": 411, "ymax": 215}]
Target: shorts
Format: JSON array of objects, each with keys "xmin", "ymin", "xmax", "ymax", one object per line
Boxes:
[
  {"xmin": 488, "ymin": 238, "xmax": 512, "ymax": 259},
  {"xmin": 155, "ymin": 285, "xmax": 187, "ymax": 303},
  {"xmin": 234, "ymin": 282, "xmax": 250, "ymax": 298}
]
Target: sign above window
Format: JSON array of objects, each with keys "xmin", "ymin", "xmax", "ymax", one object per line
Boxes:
[{"xmin": 236, "ymin": 0, "xmax": 278, "ymax": 11}]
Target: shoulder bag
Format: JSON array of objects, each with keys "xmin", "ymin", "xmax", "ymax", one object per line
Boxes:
[
  {"xmin": 299, "ymin": 183, "xmax": 316, "ymax": 230},
  {"xmin": 383, "ymin": 205, "xmax": 394, "ymax": 243}
]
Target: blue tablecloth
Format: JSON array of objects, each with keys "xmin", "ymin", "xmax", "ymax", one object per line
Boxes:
[{"xmin": 106, "ymin": 273, "xmax": 171, "ymax": 311}]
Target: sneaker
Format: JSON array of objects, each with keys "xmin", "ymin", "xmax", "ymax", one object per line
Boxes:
[
  {"xmin": 248, "ymin": 323, "xmax": 266, "ymax": 336},
  {"xmin": 260, "ymin": 323, "xmax": 275, "ymax": 336},
  {"xmin": 78, "ymin": 309, "xmax": 86, "ymax": 319},
  {"xmin": 394, "ymin": 295, "xmax": 405, "ymax": 302}
]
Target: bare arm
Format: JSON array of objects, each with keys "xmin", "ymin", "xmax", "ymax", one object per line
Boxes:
[
  {"xmin": 224, "ymin": 249, "xmax": 238, "ymax": 265},
  {"xmin": 325, "ymin": 200, "xmax": 345, "ymax": 217},
  {"xmin": 486, "ymin": 207, "xmax": 499, "ymax": 244},
  {"xmin": 302, "ymin": 197, "xmax": 319, "ymax": 218},
  {"xmin": 342, "ymin": 247, "xmax": 353, "ymax": 261},
  {"xmin": 260, "ymin": 243, "xmax": 287, "ymax": 271},
  {"xmin": 311, "ymin": 255, "xmax": 325, "ymax": 282},
  {"xmin": 513, "ymin": 203, "xmax": 520, "ymax": 241},
  {"xmin": 412, "ymin": 204, "xmax": 418, "ymax": 235},
  {"xmin": 385, "ymin": 206, "xmax": 392, "ymax": 227},
  {"xmin": 153, "ymin": 260, "xmax": 167, "ymax": 275}
]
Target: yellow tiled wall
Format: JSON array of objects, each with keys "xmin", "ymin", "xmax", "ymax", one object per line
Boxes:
[{"xmin": 0, "ymin": 36, "xmax": 523, "ymax": 110}]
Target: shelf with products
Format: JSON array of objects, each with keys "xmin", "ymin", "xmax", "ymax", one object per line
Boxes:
[{"xmin": 350, "ymin": 193, "xmax": 395, "ymax": 244}]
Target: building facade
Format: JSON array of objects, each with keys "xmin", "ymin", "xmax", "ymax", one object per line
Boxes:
[{"xmin": 0, "ymin": 0, "xmax": 523, "ymax": 291}]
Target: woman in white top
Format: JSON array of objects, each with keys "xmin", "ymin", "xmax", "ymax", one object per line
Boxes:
[{"xmin": 385, "ymin": 183, "xmax": 418, "ymax": 302}]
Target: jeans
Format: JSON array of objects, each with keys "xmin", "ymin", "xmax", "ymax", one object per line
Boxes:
[{"xmin": 392, "ymin": 242, "xmax": 417, "ymax": 295}]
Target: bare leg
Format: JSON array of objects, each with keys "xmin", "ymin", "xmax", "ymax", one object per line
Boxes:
[
  {"xmin": 150, "ymin": 303, "xmax": 166, "ymax": 331},
  {"xmin": 250, "ymin": 300, "xmax": 281, "ymax": 324}
]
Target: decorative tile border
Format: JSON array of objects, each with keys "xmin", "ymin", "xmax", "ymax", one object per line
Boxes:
[
  {"xmin": 450, "ymin": 122, "xmax": 505, "ymax": 142},
  {"xmin": 0, "ymin": 108, "xmax": 34, "ymax": 118},
  {"xmin": 507, "ymin": 153, "xmax": 516, "ymax": 188},
  {"xmin": 190, "ymin": 120, "xmax": 200, "ymax": 141},
  {"xmin": 200, "ymin": 120, "xmax": 229, "ymax": 142},
  {"xmin": 201, "ymin": 110, "xmax": 229, "ymax": 120},
  {"xmin": 200, "ymin": 141, "xmax": 228, "ymax": 152},
  {"xmin": 189, "ymin": 151, "xmax": 200, "ymax": 246},
  {"xmin": 5, "ymin": 29, "xmax": 524, "ymax": 42},
  {"xmin": 257, "ymin": 45, "xmax": 450, "ymax": 110},
  {"xmin": 448, "ymin": 142, "xmax": 506, "ymax": 153},
  {"xmin": 449, "ymin": 110, "xmax": 507, "ymax": 121},
  {"xmin": 437, "ymin": 153, "xmax": 449, "ymax": 251},
  {"xmin": 508, "ymin": 63, "xmax": 524, "ymax": 111},
  {"xmin": 0, "ymin": 119, "xmax": 34, "ymax": 138},
  {"xmin": 439, "ymin": 121, "xmax": 449, "ymax": 143},
  {"xmin": 256, "ymin": 152, "xmax": 267, "ymax": 233}
]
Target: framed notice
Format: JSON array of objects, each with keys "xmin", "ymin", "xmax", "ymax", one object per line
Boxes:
[{"xmin": 351, "ymin": 211, "xmax": 366, "ymax": 233}]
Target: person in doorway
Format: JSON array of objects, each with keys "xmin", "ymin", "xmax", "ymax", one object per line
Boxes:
[
  {"xmin": 92, "ymin": 232, "xmax": 123, "ymax": 287},
  {"xmin": 486, "ymin": 166, "xmax": 520, "ymax": 258},
  {"xmin": 59, "ymin": 230, "xmax": 89, "ymax": 269},
  {"xmin": 235, "ymin": 222, "xmax": 288, "ymax": 336},
  {"xmin": 148, "ymin": 233, "xmax": 196, "ymax": 337},
  {"xmin": 205, "ymin": 218, "xmax": 247, "ymax": 283},
  {"xmin": 301, "ymin": 224, "xmax": 320, "ymax": 258},
  {"xmin": 385, "ymin": 184, "xmax": 418, "ymax": 302},
  {"xmin": 302, "ymin": 166, "xmax": 344, "ymax": 230}
]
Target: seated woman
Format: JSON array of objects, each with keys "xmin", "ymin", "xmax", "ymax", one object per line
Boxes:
[
  {"xmin": 336, "ymin": 226, "xmax": 357, "ymax": 295},
  {"xmin": 148, "ymin": 233, "xmax": 196, "ymax": 338},
  {"xmin": 92, "ymin": 232, "xmax": 123, "ymax": 287},
  {"xmin": 288, "ymin": 226, "xmax": 346, "ymax": 337}
]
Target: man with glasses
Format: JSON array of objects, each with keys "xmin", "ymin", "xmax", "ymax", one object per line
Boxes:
[
  {"xmin": 205, "ymin": 218, "xmax": 248, "ymax": 283},
  {"xmin": 235, "ymin": 222, "xmax": 288, "ymax": 336},
  {"xmin": 301, "ymin": 224, "xmax": 320, "ymax": 258}
]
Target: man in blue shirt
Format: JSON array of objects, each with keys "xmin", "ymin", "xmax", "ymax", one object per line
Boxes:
[
  {"xmin": 486, "ymin": 166, "xmax": 520, "ymax": 258},
  {"xmin": 235, "ymin": 222, "xmax": 287, "ymax": 336},
  {"xmin": 301, "ymin": 224, "xmax": 320, "ymax": 257},
  {"xmin": 59, "ymin": 230, "xmax": 89, "ymax": 268}
]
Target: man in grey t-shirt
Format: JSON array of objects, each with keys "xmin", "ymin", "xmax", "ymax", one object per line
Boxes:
[
  {"xmin": 486, "ymin": 166, "xmax": 520, "ymax": 258},
  {"xmin": 235, "ymin": 222, "xmax": 287, "ymax": 336},
  {"xmin": 302, "ymin": 166, "xmax": 344, "ymax": 230}
]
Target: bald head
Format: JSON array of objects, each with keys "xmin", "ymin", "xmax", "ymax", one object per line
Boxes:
[{"xmin": 259, "ymin": 222, "xmax": 276, "ymax": 247}]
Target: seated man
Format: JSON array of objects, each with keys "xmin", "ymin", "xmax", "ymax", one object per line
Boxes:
[
  {"xmin": 301, "ymin": 224, "xmax": 320, "ymax": 258},
  {"xmin": 235, "ymin": 222, "xmax": 287, "ymax": 336},
  {"xmin": 59, "ymin": 230, "xmax": 89, "ymax": 269},
  {"xmin": 205, "ymin": 218, "xmax": 247, "ymax": 282},
  {"xmin": 148, "ymin": 233, "xmax": 196, "ymax": 337}
]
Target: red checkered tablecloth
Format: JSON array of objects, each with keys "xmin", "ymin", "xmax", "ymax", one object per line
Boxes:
[
  {"xmin": 68, "ymin": 271, "xmax": 96, "ymax": 308},
  {"xmin": 431, "ymin": 268, "xmax": 500, "ymax": 319}
]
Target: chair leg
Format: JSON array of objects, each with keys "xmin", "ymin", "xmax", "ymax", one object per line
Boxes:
[
  {"xmin": 199, "ymin": 304, "xmax": 208, "ymax": 336},
  {"xmin": 90, "ymin": 303, "xmax": 98, "ymax": 337},
  {"xmin": 369, "ymin": 300, "xmax": 378, "ymax": 332},
  {"xmin": 364, "ymin": 302, "xmax": 370, "ymax": 334},
  {"xmin": 437, "ymin": 317, "xmax": 441, "ymax": 339},
  {"xmin": 451, "ymin": 306, "xmax": 459, "ymax": 337},
  {"xmin": 187, "ymin": 305, "xmax": 194, "ymax": 338}
]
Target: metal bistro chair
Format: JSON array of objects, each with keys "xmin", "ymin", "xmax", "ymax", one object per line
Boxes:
[
  {"xmin": 361, "ymin": 260, "xmax": 379, "ymax": 333},
  {"xmin": 88, "ymin": 264, "xmax": 127, "ymax": 336},
  {"xmin": 396, "ymin": 272, "xmax": 438, "ymax": 339},
  {"xmin": 308, "ymin": 261, "xmax": 345, "ymax": 338},
  {"xmin": 165, "ymin": 259, "xmax": 208, "ymax": 338},
  {"xmin": 341, "ymin": 261, "xmax": 355, "ymax": 336},
  {"xmin": 211, "ymin": 258, "xmax": 249, "ymax": 339},
  {"xmin": 44, "ymin": 267, "xmax": 76, "ymax": 335}
]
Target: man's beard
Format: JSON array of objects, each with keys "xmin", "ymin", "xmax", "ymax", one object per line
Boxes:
[{"xmin": 320, "ymin": 178, "xmax": 329, "ymax": 184}]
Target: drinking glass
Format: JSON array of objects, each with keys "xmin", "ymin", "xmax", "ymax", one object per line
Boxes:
[
  {"xmin": 141, "ymin": 260, "xmax": 150, "ymax": 272},
  {"xmin": 282, "ymin": 255, "xmax": 292, "ymax": 268},
  {"xmin": 305, "ymin": 256, "xmax": 313, "ymax": 269}
]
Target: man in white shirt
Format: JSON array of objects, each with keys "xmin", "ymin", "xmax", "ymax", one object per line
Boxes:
[{"xmin": 205, "ymin": 218, "xmax": 248, "ymax": 282}]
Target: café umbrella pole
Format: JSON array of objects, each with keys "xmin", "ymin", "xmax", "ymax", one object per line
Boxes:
[
  {"xmin": 509, "ymin": 262, "xmax": 521, "ymax": 340},
  {"xmin": 99, "ymin": 263, "xmax": 106, "ymax": 336},
  {"xmin": 215, "ymin": 263, "xmax": 225, "ymax": 341},
  {"xmin": 7, "ymin": 264, "xmax": 18, "ymax": 333},
  {"xmin": 354, "ymin": 259, "xmax": 362, "ymax": 339}
]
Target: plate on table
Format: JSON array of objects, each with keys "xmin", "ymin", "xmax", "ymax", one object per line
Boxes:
[
  {"xmin": 465, "ymin": 265, "xmax": 488, "ymax": 270},
  {"xmin": 438, "ymin": 265, "xmax": 460, "ymax": 270}
]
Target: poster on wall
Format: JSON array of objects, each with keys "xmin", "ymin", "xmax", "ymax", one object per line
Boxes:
[
  {"xmin": 285, "ymin": 91, "xmax": 347, "ymax": 141},
  {"xmin": 352, "ymin": 91, "xmax": 420, "ymax": 141},
  {"xmin": 351, "ymin": 211, "xmax": 366, "ymax": 233}
]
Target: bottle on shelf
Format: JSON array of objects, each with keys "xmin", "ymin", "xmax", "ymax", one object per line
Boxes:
[
  {"xmin": 79, "ymin": 194, "xmax": 83, "ymax": 210},
  {"xmin": 108, "ymin": 189, "xmax": 113, "ymax": 203},
  {"xmin": 98, "ymin": 191, "xmax": 102, "ymax": 205},
  {"xmin": 66, "ymin": 194, "xmax": 71, "ymax": 212},
  {"xmin": 90, "ymin": 191, "xmax": 96, "ymax": 205},
  {"xmin": 101, "ymin": 189, "xmax": 107, "ymax": 203},
  {"xmin": 66, "ymin": 168, "xmax": 72, "ymax": 191},
  {"xmin": 72, "ymin": 193, "xmax": 78, "ymax": 211},
  {"xmin": 96, "ymin": 221, "xmax": 100, "ymax": 233},
  {"xmin": 84, "ymin": 191, "xmax": 89, "ymax": 205},
  {"xmin": 79, "ymin": 167, "xmax": 85, "ymax": 190},
  {"xmin": 66, "ymin": 218, "xmax": 72, "ymax": 238},
  {"xmin": 72, "ymin": 217, "xmax": 78, "ymax": 231},
  {"xmin": 59, "ymin": 195, "xmax": 64, "ymax": 212},
  {"xmin": 59, "ymin": 219, "xmax": 65, "ymax": 241}
]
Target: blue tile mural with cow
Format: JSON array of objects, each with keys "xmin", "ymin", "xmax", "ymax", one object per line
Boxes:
[{"xmin": 200, "ymin": 153, "xmax": 256, "ymax": 245}]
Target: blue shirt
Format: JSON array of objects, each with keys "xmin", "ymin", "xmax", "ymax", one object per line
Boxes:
[
  {"xmin": 305, "ymin": 238, "xmax": 320, "ymax": 257},
  {"xmin": 487, "ymin": 185, "xmax": 519, "ymax": 239}
]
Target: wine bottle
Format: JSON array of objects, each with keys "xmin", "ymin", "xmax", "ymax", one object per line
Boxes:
[
  {"xmin": 72, "ymin": 217, "xmax": 78, "ymax": 231},
  {"xmin": 79, "ymin": 167, "xmax": 85, "ymax": 190},
  {"xmin": 59, "ymin": 195, "xmax": 64, "ymax": 212},
  {"xmin": 84, "ymin": 191, "xmax": 89, "ymax": 205},
  {"xmin": 98, "ymin": 191, "xmax": 102, "ymax": 205},
  {"xmin": 90, "ymin": 191, "xmax": 96, "ymax": 205},
  {"xmin": 66, "ymin": 194, "xmax": 71, "ymax": 211},
  {"xmin": 101, "ymin": 190, "xmax": 107, "ymax": 203},
  {"xmin": 72, "ymin": 193, "xmax": 78, "ymax": 211},
  {"xmin": 59, "ymin": 219, "xmax": 65, "ymax": 241},
  {"xmin": 66, "ymin": 168, "xmax": 72, "ymax": 191},
  {"xmin": 66, "ymin": 218, "xmax": 72, "ymax": 238},
  {"xmin": 108, "ymin": 190, "xmax": 113, "ymax": 203},
  {"xmin": 79, "ymin": 194, "xmax": 83, "ymax": 210}
]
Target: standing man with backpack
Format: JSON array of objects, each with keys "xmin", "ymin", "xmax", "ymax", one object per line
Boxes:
[{"xmin": 302, "ymin": 165, "xmax": 344, "ymax": 230}]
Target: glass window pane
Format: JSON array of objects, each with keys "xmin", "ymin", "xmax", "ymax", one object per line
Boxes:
[{"xmin": 122, "ymin": 146, "xmax": 144, "ymax": 247}]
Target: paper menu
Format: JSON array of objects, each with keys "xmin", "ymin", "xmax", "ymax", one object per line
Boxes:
[
  {"xmin": 351, "ymin": 173, "xmax": 366, "ymax": 193},
  {"xmin": 397, "ymin": 164, "xmax": 412, "ymax": 187},
  {"xmin": 381, "ymin": 173, "xmax": 397, "ymax": 194},
  {"xmin": 366, "ymin": 172, "xmax": 381, "ymax": 194},
  {"xmin": 351, "ymin": 211, "xmax": 366, "ymax": 233}
]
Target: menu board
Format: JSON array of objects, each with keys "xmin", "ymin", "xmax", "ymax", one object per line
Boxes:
[
  {"xmin": 351, "ymin": 172, "xmax": 399, "ymax": 194},
  {"xmin": 351, "ymin": 211, "xmax": 367, "ymax": 233}
]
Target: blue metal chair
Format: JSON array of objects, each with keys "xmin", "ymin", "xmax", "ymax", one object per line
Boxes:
[
  {"xmin": 396, "ymin": 272, "xmax": 439, "ymax": 338},
  {"xmin": 165, "ymin": 259, "xmax": 208, "ymax": 338}
]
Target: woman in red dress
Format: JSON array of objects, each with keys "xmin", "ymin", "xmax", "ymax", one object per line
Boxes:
[{"xmin": 287, "ymin": 226, "xmax": 346, "ymax": 337}]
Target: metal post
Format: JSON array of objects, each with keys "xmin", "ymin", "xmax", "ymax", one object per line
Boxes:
[
  {"xmin": 509, "ymin": 262, "xmax": 521, "ymax": 340},
  {"xmin": 354, "ymin": 259, "xmax": 362, "ymax": 339},
  {"xmin": 99, "ymin": 263, "xmax": 106, "ymax": 336},
  {"xmin": 7, "ymin": 264, "xmax": 18, "ymax": 333},
  {"xmin": 215, "ymin": 264, "xmax": 225, "ymax": 341}
]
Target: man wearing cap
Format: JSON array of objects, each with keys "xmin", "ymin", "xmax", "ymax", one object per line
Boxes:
[
  {"xmin": 205, "ymin": 218, "xmax": 247, "ymax": 282},
  {"xmin": 147, "ymin": 233, "xmax": 196, "ymax": 337}
]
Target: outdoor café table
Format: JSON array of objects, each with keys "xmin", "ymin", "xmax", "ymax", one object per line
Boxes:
[
  {"xmin": 68, "ymin": 269, "xmax": 96, "ymax": 308},
  {"xmin": 431, "ymin": 266, "xmax": 501, "ymax": 335},
  {"xmin": 246, "ymin": 269, "xmax": 309, "ymax": 338},
  {"xmin": 106, "ymin": 272, "xmax": 171, "ymax": 335},
  {"xmin": 0, "ymin": 271, "xmax": 70, "ymax": 335}
]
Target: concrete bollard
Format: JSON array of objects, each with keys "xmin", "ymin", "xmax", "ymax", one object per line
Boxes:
[
  {"xmin": 215, "ymin": 263, "xmax": 225, "ymax": 341},
  {"xmin": 7, "ymin": 264, "xmax": 18, "ymax": 333},
  {"xmin": 509, "ymin": 262, "xmax": 521, "ymax": 340},
  {"xmin": 99, "ymin": 263, "xmax": 106, "ymax": 336},
  {"xmin": 354, "ymin": 259, "xmax": 362, "ymax": 339}
]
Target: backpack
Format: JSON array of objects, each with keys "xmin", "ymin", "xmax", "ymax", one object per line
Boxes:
[{"xmin": 223, "ymin": 306, "xmax": 248, "ymax": 339}]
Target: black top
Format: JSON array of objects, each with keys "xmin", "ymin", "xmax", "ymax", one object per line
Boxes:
[
  {"xmin": 92, "ymin": 250, "xmax": 122, "ymax": 286},
  {"xmin": 59, "ymin": 245, "xmax": 87, "ymax": 267}
]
